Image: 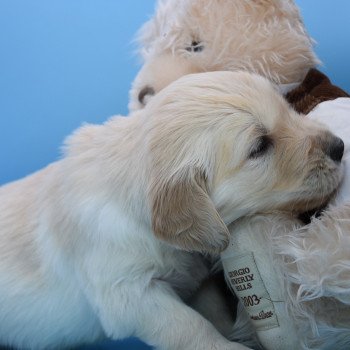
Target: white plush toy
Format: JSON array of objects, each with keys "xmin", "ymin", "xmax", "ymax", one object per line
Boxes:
[
  {"xmin": 222, "ymin": 205, "xmax": 350, "ymax": 350},
  {"xmin": 221, "ymin": 214, "xmax": 302, "ymax": 350},
  {"xmin": 130, "ymin": 0, "xmax": 350, "ymax": 348},
  {"xmin": 129, "ymin": 0, "xmax": 318, "ymax": 112}
]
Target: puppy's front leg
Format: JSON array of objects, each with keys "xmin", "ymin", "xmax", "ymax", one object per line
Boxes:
[
  {"xmin": 77, "ymin": 254, "xmax": 251, "ymax": 350},
  {"xmin": 92, "ymin": 282, "xmax": 250, "ymax": 350}
]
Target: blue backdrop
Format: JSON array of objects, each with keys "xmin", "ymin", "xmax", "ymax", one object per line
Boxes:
[
  {"xmin": 0, "ymin": 1, "xmax": 349, "ymax": 349},
  {"xmin": 0, "ymin": 1, "xmax": 350, "ymax": 185}
]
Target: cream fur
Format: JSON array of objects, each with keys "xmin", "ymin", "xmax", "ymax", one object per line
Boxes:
[
  {"xmin": 129, "ymin": 0, "xmax": 319, "ymax": 111},
  {"xmin": 0, "ymin": 71, "xmax": 342, "ymax": 349}
]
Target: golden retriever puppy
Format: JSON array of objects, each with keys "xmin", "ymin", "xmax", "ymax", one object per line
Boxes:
[
  {"xmin": 129, "ymin": 0, "xmax": 319, "ymax": 111},
  {"xmin": 0, "ymin": 71, "xmax": 343, "ymax": 350}
]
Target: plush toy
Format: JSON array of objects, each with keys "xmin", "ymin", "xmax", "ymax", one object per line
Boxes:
[
  {"xmin": 129, "ymin": 0, "xmax": 318, "ymax": 111},
  {"xmin": 221, "ymin": 213, "xmax": 302, "ymax": 350},
  {"xmin": 222, "ymin": 205, "xmax": 350, "ymax": 350},
  {"xmin": 129, "ymin": 1, "xmax": 350, "ymax": 349}
]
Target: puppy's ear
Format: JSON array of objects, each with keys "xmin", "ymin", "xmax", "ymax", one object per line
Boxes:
[{"xmin": 150, "ymin": 169, "xmax": 229, "ymax": 254}]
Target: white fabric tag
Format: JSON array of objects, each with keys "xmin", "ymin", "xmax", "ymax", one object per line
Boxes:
[{"xmin": 222, "ymin": 251, "xmax": 279, "ymax": 331}]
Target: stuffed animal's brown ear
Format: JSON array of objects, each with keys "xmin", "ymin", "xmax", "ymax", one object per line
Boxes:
[
  {"xmin": 150, "ymin": 169, "xmax": 229, "ymax": 254},
  {"xmin": 286, "ymin": 68, "xmax": 350, "ymax": 114}
]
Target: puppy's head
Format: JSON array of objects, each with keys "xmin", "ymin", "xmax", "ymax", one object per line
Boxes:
[
  {"xmin": 146, "ymin": 71, "xmax": 343, "ymax": 253},
  {"xmin": 129, "ymin": 0, "xmax": 319, "ymax": 111}
]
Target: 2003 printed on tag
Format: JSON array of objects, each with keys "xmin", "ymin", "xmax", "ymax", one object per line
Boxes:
[{"xmin": 222, "ymin": 251, "xmax": 279, "ymax": 331}]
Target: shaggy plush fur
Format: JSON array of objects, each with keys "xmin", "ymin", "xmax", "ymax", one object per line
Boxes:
[
  {"xmin": 129, "ymin": 0, "xmax": 319, "ymax": 111},
  {"xmin": 227, "ymin": 206, "xmax": 350, "ymax": 350},
  {"xmin": 277, "ymin": 204, "xmax": 350, "ymax": 349}
]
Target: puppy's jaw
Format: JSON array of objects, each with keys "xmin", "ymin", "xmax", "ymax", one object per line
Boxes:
[
  {"xmin": 265, "ymin": 110, "xmax": 344, "ymax": 211},
  {"xmin": 279, "ymin": 128, "xmax": 344, "ymax": 210}
]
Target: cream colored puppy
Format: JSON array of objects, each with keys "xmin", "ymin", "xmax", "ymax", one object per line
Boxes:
[{"xmin": 0, "ymin": 71, "xmax": 343, "ymax": 350}]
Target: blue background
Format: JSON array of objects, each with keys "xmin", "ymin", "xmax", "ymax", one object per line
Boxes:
[
  {"xmin": 0, "ymin": 1, "xmax": 349, "ymax": 349},
  {"xmin": 0, "ymin": 1, "xmax": 350, "ymax": 186}
]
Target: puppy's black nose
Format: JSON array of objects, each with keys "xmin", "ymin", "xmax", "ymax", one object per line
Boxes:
[{"xmin": 327, "ymin": 136, "xmax": 344, "ymax": 162}]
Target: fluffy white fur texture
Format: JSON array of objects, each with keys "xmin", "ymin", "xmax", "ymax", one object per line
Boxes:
[
  {"xmin": 225, "ymin": 213, "xmax": 302, "ymax": 350},
  {"xmin": 129, "ymin": 0, "xmax": 319, "ymax": 111},
  {"xmin": 227, "ymin": 206, "xmax": 350, "ymax": 350},
  {"xmin": 0, "ymin": 71, "xmax": 343, "ymax": 350},
  {"xmin": 277, "ymin": 204, "xmax": 350, "ymax": 349},
  {"xmin": 308, "ymin": 98, "xmax": 350, "ymax": 206}
]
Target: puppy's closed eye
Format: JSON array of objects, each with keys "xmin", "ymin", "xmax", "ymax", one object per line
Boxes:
[{"xmin": 248, "ymin": 135, "xmax": 273, "ymax": 159}]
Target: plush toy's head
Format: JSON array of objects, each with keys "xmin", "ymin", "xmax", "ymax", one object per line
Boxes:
[{"xmin": 129, "ymin": 0, "xmax": 319, "ymax": 111}]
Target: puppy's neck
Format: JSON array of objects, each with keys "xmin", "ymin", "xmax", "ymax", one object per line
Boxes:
[{"xmin": 63, "ymin": 112, "xmax": 152, "ymax": 224}]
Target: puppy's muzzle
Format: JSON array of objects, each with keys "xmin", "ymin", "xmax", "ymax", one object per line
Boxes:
[{"xmin": 327, "ymin": 136, "xmax": 344, "ymax": 163}]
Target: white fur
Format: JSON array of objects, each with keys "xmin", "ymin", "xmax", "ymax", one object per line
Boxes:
[
  {"xmin": 308, "ymin": 98, "xmax": 350, "ymax": 206},
  {"xmin": 278, "ymin": 204, "xmax": 350, "ymax": 346},
  {"xmin": 225, "ymin": 213, "xmax": 302, "ymax": 350},
  {"xmin": 0, "ymin": 71, "xmax": 342, "ymax": 350},
  {"xmin": 228, "ymin": 207, "xmax": 350, "ymax": 350}
]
